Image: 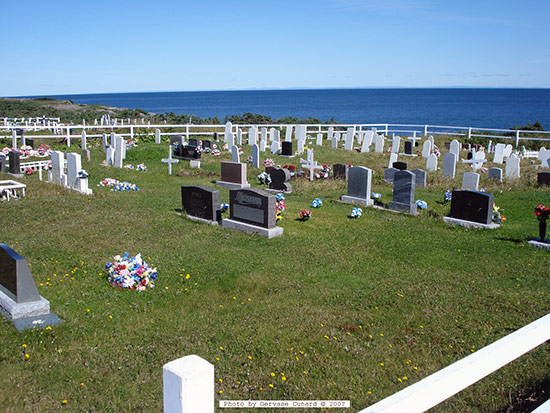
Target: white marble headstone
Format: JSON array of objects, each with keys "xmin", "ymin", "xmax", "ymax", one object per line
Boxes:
[
  {"xmin": 391, "ymin": 136, "xmax": 401, "ymax": 154},
  {"xmin": 231, "ymin": 146, "xmax": 240, "ymax": 163},
  {"xmin": 374, "ymin": 134, "xmax": 385, "ymax": 153},
  {"xmin": 449, "ymin": 139, "xmax": 461, "ymax": 160},
  {"xmin": 361, "ymin": 131, "xmax": 373, "ymax": 153},
  {"xmin": 462, "ymin": 172, "xmax": 480, "ymax": 191},
  {"xmin": 422, "ymin": 140, "xmax": 432, "ymax": 158},
  {"xmin": 316, "ymin": 133, "xmax": 323, "ymax": 146},
  {"xmin": 493, "ymin": 143, "xmax": 506, "ymax": 164},
  {"xmin": 426, "ymin": 153, "xmax": 438, "ymax": 172},
  {"xmin": 388, "ymin": 153, "xmax": 398, "ymax": 168},
  {"xmin": 505, "ymin": 154, "xmax": 520, "ymax": 178}
]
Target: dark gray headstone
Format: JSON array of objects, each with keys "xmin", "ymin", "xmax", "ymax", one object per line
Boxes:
[
  {"xmin": 538, "ymin": 172, "xmax": 550, "ymax": 186},
  {"xmin": 488, "ymin": 168, "xmax": 503, "ymax": 182},
  {"xmin": 442, "ymin": 152, "xmax": 457, "ymax": 178},
  {"xmin": 0, "ymin": 244, "xmax": 41, "ymax": 304},
  {"xmin": 384, "ymin": 167, "xmax": 398, "ymax": 182},
  {"xmin": 26, "ymin": 137, "xmax": 34, "ymax": 149},
  {"xmin": 188, "ymin": 138, "xmax": 199, "ymax": 147},
  {"xmin": 269, "ymin": 167, "xmax": 292, "ymax": 192},
  {"xmin": 0, "ymin": 155, "xmax": 5, "ymax": 173},
  {"xmin": 8, "ymin": 151, "xmax": 20, "ymax": 175},
  {"xmin": 221, "ymin": 162, "xmax": 247, "ymax": 184},
  {"xmin": 333, "ymin": 163, "xmax": 349, "ymax": 180},
  {"xmin": 412, "ymin": 169, "xmax": 426, "ymax": 187},
  {"xmin": 229, "ymin": 188, "xmax": 276, "ymax": 229},
  {"xmin": 281, "ymin": 141, "xmax": 293, "ymax": 156},
  {"xmin": 389, "ymin": 170, "xmax": 417, "ymax": 214},
  {"xmin": 404, "ymin": 141, "xmax": 413, "ymax": 155},
  {"xmin": 181, "ymin": 185, "xmax": 221, "ymax": 222},
  {"xmin": 449, "ymin": 190, "xmax": 494, "ymax": 225},
  {"xmin": 347, "ymin": 166, "xmax": 372, "ymax": 199},
  {"xmin": 170, "ymin": 135, "xmax": 184, "ymax": 146},
  {"xmin": 393, "ymin": 161, "xmax": 408, "ymax": 171},
  {"xmin": 213, "ymin": 132, "xmax": 218, "ymax": 141},
  {"xmin": 202, "ymin": 140, "xmax": 212, "ymax": 149},
  {"xmin": 467, "ymin": 152, "xmax": 473, "ymax": 160}
]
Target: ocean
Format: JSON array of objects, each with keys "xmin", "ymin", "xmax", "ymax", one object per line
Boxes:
[{"xmin": 33, "ymin": 88, "xmax": 550, "ymax": 130}]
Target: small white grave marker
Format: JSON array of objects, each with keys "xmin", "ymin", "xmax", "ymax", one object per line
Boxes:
[
  {"xmin": 300, "ymin": 149, "xmax": 323, "ymax": 181},
  {"xmin": 161, "ymin": 145, "xmax": 179, "ymax": 175}
]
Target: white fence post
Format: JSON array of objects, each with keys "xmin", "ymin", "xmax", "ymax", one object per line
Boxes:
[
  {"xmin": 424, "ymin": 125, "xmax": 428, "ymax": 136},
  {"xmin": 163, "ymin": 355, "xmax": 214, "ymax": 413},
  {"xmin": 66, "ymin": 127, "xmax": 71, "ymax": 147},
  {"xmin": 468, "ymin": 127, "xmax": 472, "ymax": 140},
  {"xmin": 515, "ymin": 130, "xmax": 520, "ymax": 147},
  {"xmin": 130, "ymin": 126, "xmax": 134, "ymax": 142},
  {"xmin": 385, "ymin": 124, "xmax": 389, "ymax": 135}
]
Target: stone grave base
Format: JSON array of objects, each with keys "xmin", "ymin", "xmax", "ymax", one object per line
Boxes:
[
  {"xmin": 215, "ymin": 181, "xmax": 251, "ymax": 190},
  {"xmin": 340, "ymin": 196, "xmax": 374, "ymax": 207},
  {"xmin": 389, "ymin": 201, "xmax": 418, "ymax": 215},
  {"xmin": 265, "ymin": 188, "xmax": 292, "ymax": 195},
  {"xmin": 278, "ymin": 155, "xmax": 295, "ymax": 158},
  {"xmin": 222, "ymin": 219, "xmax": 283, "ymax": 239},
  {"xmin": 187, "ymin": 215, "xmax": 220, "ymax": 226},
  {"xmin": 528, "ymin": 240, "xmax": 550, "ymax": 250},
  {"xmin": 399, "ymin": 153, "xmax": 418, "ymax": 157},
  {"xmin": 7, "ymin": 172, "xmax": 24, "ymax": 178},
  {"xmin": 443, "ymin": 217, "xmax": 500, "ymax": 229},
  {"xmin": 189, "ymin": 160, "xmax": 201, "ymax": 169},
  {"xmin": 0, "ymin": 289, "xmax": 62, "ymax": 331}
]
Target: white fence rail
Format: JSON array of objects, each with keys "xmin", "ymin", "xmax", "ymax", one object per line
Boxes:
[{"xmin": 2, "ymin": 123, "xmax": 550, "ymax": 148}]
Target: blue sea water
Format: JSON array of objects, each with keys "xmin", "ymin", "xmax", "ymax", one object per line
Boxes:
[{"xmin": 32, "ymin": 88, "xmax": 550, "ymax": 130}]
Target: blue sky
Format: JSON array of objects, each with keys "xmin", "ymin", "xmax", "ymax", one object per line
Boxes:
[{"xmin": 2, "ymin": 0, "xmax": 549, "ymax": 96}]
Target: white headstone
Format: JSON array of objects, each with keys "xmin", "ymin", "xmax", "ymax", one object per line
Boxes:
[
  {"xmin": 261, "ymin": 127, "xmax": 268, "ymax": 144},
  {"xmin": 252, "ymin": 144, "xmax": 260, "ymax": 168},
  {"xmin": 327, "ymin": 127, "xmax": 334, "ymax": 140},
  {"xmin": 374, "ymin": 134, "xmax": 385, "ymax": 153},
  {"xmin": 285, "ymin": 125, "xmax": 293, "ymax": 142},
  {"xmin": 231, "ymin": 146, "xmax": 240, "ymax": 163},
  {"xmin": 226, "ymin": 132, "xmax": 234, "ymax": 150},
  {"xmin": 273, "ymin": 129, "xmax": 281, "ymax": 142},
  {"xmin": 114, "ymin": 135, "xmax": 124, "ymax": 168},
  {"xmin": 334, "ymin": 132, "xmax": 341, "ymax": 141},
  {"xmin": 110, "ymin": 132, "xmax": 116, "ymax": 147},
  {"xmin": 300, "ymin": 149, "xmax": 323, "ymax": 181},
  {"xmin": 236, "ymin": 128, "xmax": 243, "ymax": 145},
  {"xmin": 105, "ymin": 147, "xmax": 114, "ymax": 166},
  {"xmin": 161, "ymin": 145, "xmax": 179, "ymax": 175},
  {"xmin": 259, "ymin": 136, "xmax": 267, "ymax": 152},
  {"xmin": 345, "ymin": 127, "xmax": 355, "ymax": 151},
  {"xmin": 66, "ymin": 152, "xmax": 82, "ymax": 190},
  {"xmin": 538, "ymin": 147, "xmax": 550, "ymax": 168},
  {"xmin": 462, "ymin": 172, "xmax": 480, "ymax": 191},
  {"xmin": 391, "ymin": 136, "xmax": 401, "ymax": 154},
  {"xmin": 449, "ymin": 139, "xmax": 461, "ymax": 160},
  {"xmin": 331, "ymin": 137, "xmax": 338, "ymax": 148},
  {"xmin": 11, "ymin": 129, "xmax": 17, "ymax": 148},
  {"xmin": 422, "ymin": 140, "xmax": 432, "ymax": 158},
  {"xmin": 442, "ymin": 152, "xmax": 457, "ymax": 178},
  {"xmin": 271, "ymin": 140, "xmax": 281, "ymax": 154},
  {"xmin": 295, "ymin": 125, "xmax": 307, "ymax": 142},
  {"xmin": 269, "ymin": 128, "xmax": 276, "ymax": 142},
  {"xmin": 224, "ymin": 122, "xmax": 232, "ymax": 142},
  {"xmin": 505, "ymin": 154, "xmax": 520, "ymax": 179},
  {"xmin": 388, "ymin": 153, "xmax": 398, "ymax": 169},
  {"xmin": 81, "ymin": 131, "xmax": 87, "ymax": 150},
  {"xmin": 428, "ymin": 135, "xmax": 434, "ymax": 146},
  {"xmin": 361, "ymin": 131, "xmax": 374, "ymax": 153},
  {"xmin": 503, "ymin": 144, "xmax": 513, "ymax": 159},
  {"xmin": 493, "ymin": 143, "xmax": 506, "ymax": 164},
  {"xmin": 248, "ymin": 126, "xmax": 258, "ymax": 146},
  {"xmin": 426, "ymin": 153, "xmax": 438, "ymax": 172},
  {"xmin": 155, "ymin": 128, "xmax": 161, "ymax": 144},
  {"xmin": 316, "ymin": 133, "xmax": 323, "ymax": 146},
  {"xmin": 297, "ymin": 139, "xmax": 305, "ymax": 154},
  {"xmin": 50, "ymin": 151, "xmax": 65, "ymax": 185}
]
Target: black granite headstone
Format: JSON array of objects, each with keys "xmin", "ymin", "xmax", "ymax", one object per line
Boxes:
[
  {"xmin": 189, "ymin": 138, "xmax": 199, "ymax": 147},
  {"xmin": 268, "ymin": 167, "xmax": 292, "ymax": 192},
  {"xmin": 26, "ymin": 137, "xmax": 34, "ymax": 149},
  {"xmin": 229, "ymin": 188, "xmax": 276, "ymax": 229},
  {"xmin": 8, "ymin": 151, "xmax": 20, "ymax": 175},
  {"xmin": 281, "ymin": 141, "xmax": 293, "ymax": 156},
  {"xmin": 449, "ymin": 190, "xmax": 494, "ymax": 225},
  {"xmin": 392, "ymin": 161, "xmax": 408, "ymax": 171},
  {"xmin": 333, "ymin": 163, "xmax": 349, "ymax": 180},
  {"xmin": 467, "ymin": 152, "xmax": 473, "ymax": 160},
  {"xmin": 213, "ymin": 132, "xmax": 218, "ymax": 141},
  {"xmin": 170, "ymin": 135, "xmax": 184, "ymax": 146},
  {"xmin": 538, "ymin": 172, "xmax": 550, "ymax": 186},
  {"xmin": 181, "ymin": 185, "xmax": 221, "ymax": 222},
  {"xmin": 404, "ymin": 141, "xmax": 413, "ymax": 155},
  {"xmin": 0, "ymin": 154, "xmax": 6, "ymax": 172},
  {"xmin": 0, "ymin": 244, "xmax": 41, "ymax": 304},
  {"xmin": 202, "ymin": 140, "xmax": 212, "ymax": 149}
]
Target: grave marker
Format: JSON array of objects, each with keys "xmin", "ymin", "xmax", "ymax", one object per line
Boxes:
[
  {"xmin": 462, "ymin": 172, "xmax": 480, "ymax": 191},
  {"xmin": 161, "ymin": 145, "xmax": 179, "ymax": 175},
  {"xmin": 444, "ymin": 190, "xmax": 498, "ymax": 228},
  {"xmin": 333, "ymin": 163, "xmax": 349, "ymax": 180},
  {"xmin": 216, "ymin": 162, "xmax": 250, "ymax": 189},
  {"xmin": 181, "ymin": 185, "xmax": 221, "ymax": 224},
  {"xmin": 252, "ymin": 144, "xmax": 260, "ymax": 168},
  {"xmin": 231, "ymin": 146, "xmax": 240, "ymax": 163},
  {"xmin": 505, "ymin": 154, "xmax": 520, "ymax": 179},
  {"xmin": 442, "ymin": 152, "xmax": 457, "ymax": 178},
  {"xmin": 389, "ymin": 170, "xmax": 417, "ymax": 214},
  {"xmin": 412, "ymin": 169, "xmax": 426, "ymax": 187},
  {"xmin": 537, "ymin": 172, "xmax": 550, "ymax": 186},
  {"xmin": 340, "ymin": 166, "xmax": 373, "ymax": 206},
  {"xmin": 281, "ymin": 141, "xmax": 293, "ymax": 157},
  {"xmin": 488, "ymin": 168, "xmax": 503, "ymax": 182},
  {"xmin": 268, "ymin": 167, "xmax": 292, "ymax": 193}
]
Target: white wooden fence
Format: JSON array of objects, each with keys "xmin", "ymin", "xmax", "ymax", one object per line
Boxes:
[
  {"xmin": 163, "ymin": 313, "xmax": 550, "ymax": 413},
  {"xmin": 2, "ymin": 123, "xmax": 550, "ymax": 148}
]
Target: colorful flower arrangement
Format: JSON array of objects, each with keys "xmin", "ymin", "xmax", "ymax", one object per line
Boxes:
[
  {"xmin": 535, "ymin": 204, "xmax": 550, "ymax": 222},
  {"xmin": 247, "ymin": 155, "xmax": 253, "ymax": 164},
  {"xmin": 415, "ymin": 200, "xmax": 428, "ymax": 209},
  {"xmin": 77, "ymin": 170, "xmax": 89, "ymax": 179},
  {"xmin": 136, "ymin": 163, "xmax": 147, "ymax": 171},
  {"xmin": 257, "ymin": 172, "xmax": 271, "ymax": 185},
  {"xmin": 433, "ymin": 145, "xmax": 441, "ymax": 157},
  {"xmin": 25, "ymin": 168, "xmax": 34, "ymax": 175},
  {"xmin": 105, "ymin": 252, "xmax": 157, "ymax": 291},
  {"xmin": 2, "ymin": 144, "xmax": 52, "ymax": 159},
  {"xmin": 350, "ymin": 207, "xmax": 362, "ymax": 218},
  {"xmin": 311, "ymin": 198, "xmax": 323, "ymax": 208},
  {"xmin": 211, "ymin": 149, "xmax": 221, "ymax": 156},
  {"xmin": 444, "ymin": 190, "xmax": 452, "ymax": 203},
  {"xmin": 220, "ymin": 203, "xmax": 229, "ymax": 213},
  {"xmin": 98, "ymin": 178, "xmax": 139, "ymax": 191},
  {"xmin": 299, "ymin": 209, "xmax": 312, "ymax": 221},
  {"xmin": 315, "ymin": 164, "xmax": 332, "ymax": 179},
  {"xmin": 222, "ymin": 144, "xmax": 229, "ymax": 151},
  {"xmin": 275, "ymin": 193, "xmax": 286, "ymax": 221},
  {"xmin": 264, "ymin": 158, "xmax": 274, "ymax": 167},
  {"xmin": 493, "ymin": 203, "xmax": 506, "ymax": 224}
]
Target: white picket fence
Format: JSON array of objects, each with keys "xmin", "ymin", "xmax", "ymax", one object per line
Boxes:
[
  {"xmin": 2, "ymin": 123, "xmax": 550, "ymax": 148},
  {"xmin": 163, "ymin": 313, "xmax": 550, "ymax": 413}
]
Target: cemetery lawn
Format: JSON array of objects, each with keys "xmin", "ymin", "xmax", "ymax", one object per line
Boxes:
[{"xmin": 1, "ymin": 137, "xmax": 549, "ymax": 412}]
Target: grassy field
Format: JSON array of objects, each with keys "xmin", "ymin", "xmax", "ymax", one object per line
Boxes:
[{"xmin": 1, "ymin": 135, "xmax": 549, "ymax": 412}]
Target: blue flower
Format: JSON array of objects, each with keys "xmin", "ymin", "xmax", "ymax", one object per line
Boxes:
[
  {"xmin": 311, "ymin": 198, "xmax": 323, "ymax": 208},
  {"xmin": 350, "ymin": 207, "xmax": 362, "ymax": 218},
  {"xmin": 415, "ymin": 200, "xmax": 428, "ymax": 209},
  {"xmin": 276, "ymin": 193, "xmax": 285, "ymax": 201}
]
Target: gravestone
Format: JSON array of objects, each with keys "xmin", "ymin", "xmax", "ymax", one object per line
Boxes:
[
  {"xmin": 389, "ymin": 170, "xmax": 417, "ymax": 214},
  {"xmin": 428, "ymin": 135, "xmax": 435, "ymax": 146},
  {"xmin": 0, "ymin": 155, "xmax": 5, "ymax": 173},
  {"xmin": 268, "ymin": 167, "xmax": 292, "ymax": 193},
  {"xmin": 442, "ymin": 152, "xmax": 457, "ymax": 178},
  {"xmin": 316, "ymin": 133, "xmax": 323, "ymax": 146},
  {"xmin": 503, "ymin": 144, "xmax": 513, "ymax": 159},
  {"xmin": 271, "ymin": 140, "xmax": 281, "ymax": 154},
  {"xmin": 224, "ymin": 122, "xmax": 232, "ymax": 142},
  {"xmin": 404, "ymin": 141, "xmax": 413, "ymax": 155},
  {"xmin": 374, "ymin": 134, "xmax": 385, "ymax": 153},
  {"xmin": 493, "ymin": 143, "xmax": 506, "ymax": 164},
  {"xmin": 222, "ymin": 188, "xmax": 283, "ymax": 238},
  {"xmin": 171, "ymin": 135, "xmax": 184, "ymax": 146},
  {"xmin": 393, "ymin": 161, "xmax": 408, "ymax": 171},
  {"xmin": 426, "ymin": 153, "xmax": 438, "ymax": 172},
  {"xmin": 259, "ymin": 136, "xmax": 267, "ymax": 152},
  {"xmin": 537, "ymin": 172, "xmax": 550, "ymax": 186},
  {"xmin": 181, "ymin": 185, "xmax": 221, "ymax": 224},
  {"xmin": 252, "ymin": 144, "xmax": 260, "ymax": 168},
  {"xmin": 449, "ymin": 139, "xmax": 461, "ymax": 159},
  {"xmin": 422, "ymin": 140, "xmax": 432, "ymax": 158},
  {"xmin": 388, "ymin": 153, "xmax": 398, "ymax": 169},
  {"xmin": 226, "ymin": 132, "xmax": 235, "ymax": 150},
  {"xmin": 105, "ymin": 147, "xmax": 114, "ymax": 167},
  {"xmin": 0, "ymin": 244, "xmax": 61, "ymax": 331},
  {"xmin": 333, "ymin": 163, "xmax": 349, "ymax": 180},
  {"xmin": 216, "ymin": 162, "xmax": 250, "ymax": 189},
  {"xmin": 81, "ymin": 131, "xmax": 90, "ymax": 162},
  {"xmin": 331, "ymin": 137, "xmax": 338, "ymax": 148},
  {"xmin": 188, "ymin": 138, "xmax": 199, "ymax": 147},
  {"xmin": 361, "ymin": 131, "xmax": 373, "ymax": 153},
  {"xmin": 295, "ymin": 125, "xmax": 307, "ymax": 143},
  {"xmin": 236, "ymin": 128, "xmax": 242, "ymax": 145},
  {"xmin": 50, "ymin": 151, "xmax": 65, "ymax": 185},
  {"xmin": 462, "ymin": 149, "xmax": 486, "ymax": 171},
  {"xmin": 11, "ymin": 129, "xmax": 17, "ymax": 148},
  {"xmin": 384, "ymin": 167, "xmax": 398, "ymax": 183},
  {"xmin": 505, "ymin": 154, "xmax": 520, "ymax": 179},
  {"xmin": 102, "ymin": 134, "xmax": 109, "ymax": 152},
  {"xmin": 281, "ymin": 141, "xmax": 293, "ymax": 157},
  {"xmin": 488, "ymin": 167, "xmax": 503, "ymax": 182},
  {"xmin": 66, "ymin": 152, "xmax": 92, "ymax": 195},
  {"xmin": 285, "ymin": 125, "xmax": 293, "ymax": 142},
  {"xmin": 161, "ymin": 145, "xmax": 179, "ymax": 175},
  {"xmin": 155, "ymin": 128, "xmax": 161, "ymax": 144},
  {"xmin": 300, "ymin": 149, "xmax": 323, "ymax": 181},
  {"xmin": 270, "ymin": 128, "xmax": 276, "ymax": 142},
  {"xmin": 538, "ymin": 147, "xmax": 550, "ymax": 168},
  {"xmin": 202, "ymin": 140, "xmax": 212, "ymax": 149},
  {"xmin": 391, "ymin": 136, "xmax": 401, "ymax": 154},
  {"xmin": 261, "ymin": 127, "xmax": 268, "ymax": 144},
  {"xmin": 248, "ymin": 126, "xmax": 258, "ymax": 146},
  {"xmin": 231, "ymin": 146, "xmax": 240, "ymax": 163},
  {"xmin": 8, "ymin": 151, "xmax": 22, "ymax": 177},
  {"xmin": 462, "ymin": 172, "xmax": 480, "ymax": 191},
  {"xmin": 327, "ymin": 127, "xmax": 334, "ymax": 140},
  {"xmin": 445, "ymin": 190, "xmax": 496, "ymax": 227},
  {"xmin": 334, "ymin": 132, "xmax": 341, "ymax": 141},
  {"xmin": 344, "ymin": 127, "xmax": 355, "ymax": 151},
  {"xmin": 340, "ymin": 166, "xmax": 373, "ymax": 206},
  {"xmin": 297, "ymin": 139, "xmax": 305, "ymax": 154},
  {"xmin": 412, "ymin": 169, "xmax": 426, "ymax": 187},
  {"xmin": 114, "ymin": 135, "xmax": 124, "ymax": 168}
]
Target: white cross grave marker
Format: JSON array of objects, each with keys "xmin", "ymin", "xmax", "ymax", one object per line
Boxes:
[
  {"xmin": 461, "ymin": 149, "xmax": 486, "ymax": 171},
  {"xmin": 161, "ymin": 145, "xmax": 179, "ymax": 175},
  {"xmin": 300, "ymin": 149, "xmax": 323, "ymax": 181}
]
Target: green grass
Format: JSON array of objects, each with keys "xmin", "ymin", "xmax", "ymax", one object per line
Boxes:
[{"xmin": 1, "ymin": 136, "xmax": 549, "ymax": 412}]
